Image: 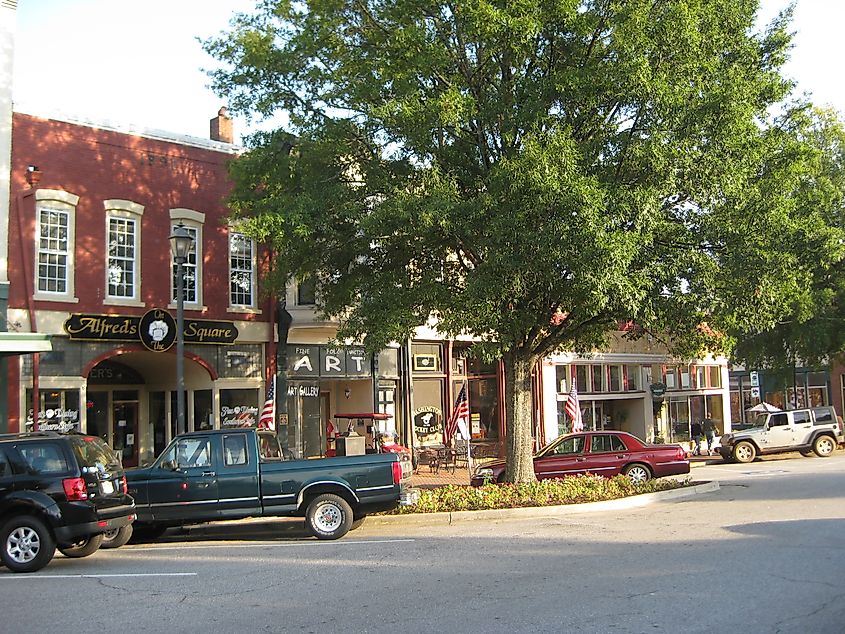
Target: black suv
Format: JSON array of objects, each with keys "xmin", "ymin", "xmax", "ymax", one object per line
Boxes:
[{"xmin": 0, "ymin": 432, "xmax": 135, "ymax": 573}]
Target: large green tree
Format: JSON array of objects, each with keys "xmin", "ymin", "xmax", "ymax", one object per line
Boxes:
[
  {"xmin": 732, "ymin": 108, "xmax": 845, "ymax": 373},
  {"xmin": 204, "ymin": 0, "xmax": 841, "ymax": 482}
]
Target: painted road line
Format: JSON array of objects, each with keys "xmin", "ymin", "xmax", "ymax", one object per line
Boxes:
[{"xmin": 1, "ymin": 573, "xmax": 197, "ymax": 580}]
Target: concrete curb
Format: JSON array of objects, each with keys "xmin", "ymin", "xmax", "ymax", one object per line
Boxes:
[{"xmin": 368, "ymin": 481, "xmax": 720, "ymax": 526}]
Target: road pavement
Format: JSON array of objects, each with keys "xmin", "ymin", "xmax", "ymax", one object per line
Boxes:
[{"xmin": 3, "ymin": 452, "xmax": 844, "ymax": 633}]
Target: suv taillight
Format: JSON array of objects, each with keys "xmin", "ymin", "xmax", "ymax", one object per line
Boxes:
[
  {"xmin": 121, "ymin": 475, "xmax": 128, "ymax": 494},
  {"xmin": 392, "ymin": 459, "xmax": 402, "ymax": 485},
  {"xmin": 63, "ymin": 477, "xmax": 89, "ymax": 501}
]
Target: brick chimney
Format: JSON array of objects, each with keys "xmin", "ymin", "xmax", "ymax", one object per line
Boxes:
[{"xmin": 210, "ymin": 107, "xmax": 233, "ymax": 143}]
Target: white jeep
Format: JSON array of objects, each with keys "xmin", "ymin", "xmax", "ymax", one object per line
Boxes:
[{"xmin": 719, "ymin": 406, "xmax": 844, "ymax": 463}]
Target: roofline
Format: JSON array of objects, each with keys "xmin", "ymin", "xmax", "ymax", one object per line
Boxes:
[{"xmin": 13, "ymin": 103, "xmax": 241, "ymax": 154}]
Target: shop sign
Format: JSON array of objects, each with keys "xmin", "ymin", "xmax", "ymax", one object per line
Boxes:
[
  {"xmin": 64, "ymin": 311, "xmax": 239, "ymax": 350},
  {"xmin": 287, "ymin": 383, "xmax": 320, "ymax": 398},
  {"xmin": 220, "ymin": 404, "xmax": 258, "ymax": 427},
  {"xmin": 288, "ymin": 345, "xmax": 371, "ymax": 378},
  {"xmin": 413, "ymin": 406, "xmax": 441, "ymax": 435},
  {"xmin": 26, "ymin": 408, "xmax": 80, "ymax": 432}
]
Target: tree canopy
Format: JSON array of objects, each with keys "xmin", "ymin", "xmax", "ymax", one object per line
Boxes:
[{"xmin": 204, "ymin": 0, "xmax": 844, "ymax": 481}]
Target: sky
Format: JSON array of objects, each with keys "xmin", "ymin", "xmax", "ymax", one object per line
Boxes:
[{"xmin": 11, "ymin": 0, "xmax": 845, "ymax": 145}]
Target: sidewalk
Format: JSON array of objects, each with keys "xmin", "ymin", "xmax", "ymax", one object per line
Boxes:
[{"xmin": 409, "ymin": 453, "xmax": 717, "ymax": 489}]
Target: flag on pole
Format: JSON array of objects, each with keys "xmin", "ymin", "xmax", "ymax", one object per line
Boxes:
[
  {"xmin": 565, "ymin": 384, "xmax": 583, "ymax": 433},
  {"xmin": 258, "ymin": 375, "xmax": 276, "ymax": 431},
  {"xmin": 445, "ymin": 385, "xmax": 469, "ymax": 446}
]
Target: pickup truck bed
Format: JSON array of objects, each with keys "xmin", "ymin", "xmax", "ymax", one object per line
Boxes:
[{"xmin": 126, "ymin": 429, "xmax": 411, "ymax": 540}]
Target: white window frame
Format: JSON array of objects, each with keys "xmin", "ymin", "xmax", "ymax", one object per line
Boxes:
[
  {"xmin": 33, "ymin": 189, "xmax": 79, "ymax": 303},
  {"xmin": 169, "ymin": 209, "xmax": 205, "ymax": 310},
  {"xmin": 104, "ymin": 200, "xmax": 144, "ymax": 306},
  {"xmin": 228, "ymin": 228, "xmax": 258, "ymax": 312}
]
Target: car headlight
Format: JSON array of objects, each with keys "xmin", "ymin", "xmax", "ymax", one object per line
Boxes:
[{"xmin": 474, "ymin": 468, "xmax": 494, "ymax": 479}]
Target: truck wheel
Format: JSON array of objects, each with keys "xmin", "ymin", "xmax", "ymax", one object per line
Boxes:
[
  {"xmin": 351, "ymin": 515, "xmax": 367, "ymax": 531},
  {"xmin": 813, "ymin": 435, "xmax": 836, "ymax": 458},
  {"xmin": 1, "ymin": 515, "xmax": 56, "ymax": 573},
  {"xmin": 623, "ymin": 464, "xmax": 652, "ymax": 483},
  {"xmin": 733, "ymin": 441, "xmax": 757, "ymax": 463},
  {"xmin": 58, "ymin": 533, "xmax": 104, "ymax": 558},
  {"xmin": 305, "ymin": 494, "xmax": 353, "ymax": 540},
  {"xmin": 101, "ymin": 524, "xmax": 133, "ymax": 549}
]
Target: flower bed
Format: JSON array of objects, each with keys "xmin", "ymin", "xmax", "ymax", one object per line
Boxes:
[{"xmin": 386, "ymin": 474, "xmax": 692, "ymax": 514}]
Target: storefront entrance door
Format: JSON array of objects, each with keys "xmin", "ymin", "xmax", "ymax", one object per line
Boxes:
[{"xmin": 112, "ymin": 400, "xmax": 139, "ymax": 467}]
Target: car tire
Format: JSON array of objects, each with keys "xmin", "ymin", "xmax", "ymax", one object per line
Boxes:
[
  {"xmin": 623, "ymin": 463, "xmax": 652, "ymax": 484},
  {"xmin": 813, "ymin": 435, "xmax": 836, "ymax": 458},
  {"xmin": 733, "ymin": 441, "xmax": 757, "ymax": 463},
  {"xmin": 101, "ymin": 524, "xmax": 133, "ymax": 549},
  {"xmin": 305, "ymin": 494, "xmax": 353, "ymax": 540},
  {"xmin": 0, "ymin": 515, "xmax": 56, "ymax": 573},
  {"xmin": 58, "ymin": 532, "xmax": 104, "ymax": 558},
  {"xmin": 350, "ymin": 515, "xmax": 367, "ymax": 531}
]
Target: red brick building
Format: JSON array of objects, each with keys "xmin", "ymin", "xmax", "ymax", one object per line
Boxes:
[{"xmin": 6, "ymin": 108, "xmax": 278, "ymax": 465}]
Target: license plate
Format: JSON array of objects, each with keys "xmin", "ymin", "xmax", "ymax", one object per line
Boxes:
[{"xmin": 101, "ymin": 479, "xmax": 115, "ymax": 495}]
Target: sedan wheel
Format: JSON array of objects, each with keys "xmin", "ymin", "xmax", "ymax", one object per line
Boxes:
[
  {"xmin": 813, "ymin": 435, "xmax": 836, "ymax": 458},
  {"xmin": 623, "ymin": 464, "xmax": 651, "ymax": 484}
]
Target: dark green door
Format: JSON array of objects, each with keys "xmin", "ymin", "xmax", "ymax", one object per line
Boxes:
[{"xmin": 147, "ymin": 435, "xmax": 219, "ymax": 522}]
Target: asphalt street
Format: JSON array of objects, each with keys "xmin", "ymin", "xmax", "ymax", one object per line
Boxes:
[{"xmin": 3, "ymin": 452, "xmax": 845, "ymax": 634}]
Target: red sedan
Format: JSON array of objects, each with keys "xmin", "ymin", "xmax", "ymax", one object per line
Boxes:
[{"xmin": 470, "ymin": 431, "xmax": 689, "ymax": 486}]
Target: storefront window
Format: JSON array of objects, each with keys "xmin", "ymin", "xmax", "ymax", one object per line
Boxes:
[
  {"xmin": 412, "ymin": 343, "xmax": 442, "ymax": 373},
  {"xmin": 576, "ymin": 365, "xmax": 589, "ymax": 392},
  {"xmin": 591, "ymin": 366, "xmax": 603, "ymax": 392},
  {"xmin": 194, "ymin": 390, "xmax": 213, "ymax": 431},
  {"xmin": 25, "ymin": 388, "xmax": 81, "ymax": 433},
  {"xmin": 219, "ymin": 389, "xmax": 259, "ymax": 428},
  {"xmin": 413, "ymin": 378, "xmax": 444, "ymax": 446},
  {"xmin": 469, "ymin": 377, "xmax": 498, "ymax": 441},
  {"xmin": 608, "ymin": 366, "xmax": 621, "ymax": 392},
  {"xmin": 150, "ymin": 391, "xmax": 167, "ymax": 456},
  {"xmin": 626, "ymin": 365, "xmax": 641, "ymax": 391}
]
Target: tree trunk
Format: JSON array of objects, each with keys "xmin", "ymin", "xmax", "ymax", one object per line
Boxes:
[{"xmin": 503, "ymin": 351, "xmax": 537, "ymax": 483}]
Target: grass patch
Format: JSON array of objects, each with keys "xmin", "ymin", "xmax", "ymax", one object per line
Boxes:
[{"xmin": 385, "ymin": 474, "xmax": 692, "ymax": 514}]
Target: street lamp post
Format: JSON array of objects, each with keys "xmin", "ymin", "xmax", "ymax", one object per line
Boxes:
[{"xmin": 169, "ymin": 223, "xmax": 193, "ymax": 437}]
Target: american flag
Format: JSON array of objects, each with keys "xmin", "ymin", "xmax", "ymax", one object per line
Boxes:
[
  {"xmin": 445, "ymin": 385, "xmax": 469, "ymax": 446},
  {"xmin": 565, "ymin": 384, "xmax": 583, "ymax": 433},
  {"xmin": 258, "ymin": 375, "xmax": 276, "ymax": 431}
]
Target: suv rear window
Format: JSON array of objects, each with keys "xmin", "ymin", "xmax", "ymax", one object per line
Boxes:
[
  {"xmin": 18, "ymin": 442, "xmax": 70, "ymax": 474},
  {"xmin": 69, "ymin": 436, "xmax": 121, "ymax": 469}
]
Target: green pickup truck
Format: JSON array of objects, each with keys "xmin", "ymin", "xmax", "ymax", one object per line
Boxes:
[{"xmin": 125, "ymin": 429, "xmax": 413, "ymax": 540}]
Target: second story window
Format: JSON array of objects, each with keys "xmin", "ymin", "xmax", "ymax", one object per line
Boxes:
[
  {"xmin": 229, "ymin": 231, "xmax": 255, "ymax": 308},
  {"xmin": 105, "ymin": 200, "xmax": 144, "ymax": 303},
  {"xmin": 297, "ymin": 276, "xmax": 316, "ymax": 306},
  {"xmin": 34, "ymin": 189, "xmax": 79, "ymax": 302},
  {"xmin": 37, "ymin": 207, "xmax": 69, "ymax": 294},
  {"xmin": 172, "ymin": 224, "xmax": 198, "ymax": 304},
  {"xmin": 169, "ymin": 209, "xmax": 205, "ymax": 309}
]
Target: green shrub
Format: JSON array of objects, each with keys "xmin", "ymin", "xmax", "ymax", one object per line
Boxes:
[{"xmin": 384, "ymin": 475, "xmax": 691, "ymax": 514}]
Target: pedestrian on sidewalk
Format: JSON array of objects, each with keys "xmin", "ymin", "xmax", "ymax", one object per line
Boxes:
[
  {"xmin": 702, "ymin": 418, "xmax": 718, "ymax": 455},
  {"xmin": 690, "ymin": 420, "xmax": 703, "ymax": 456}
]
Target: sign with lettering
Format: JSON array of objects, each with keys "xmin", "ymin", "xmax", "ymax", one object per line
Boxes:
[
  {"xmin": 64, "ymin": 311, "xmax": 239, "ymax": 350},
  {"xmin": 288, "ymin": 345, "xmax": 371, "ymax": 378}
]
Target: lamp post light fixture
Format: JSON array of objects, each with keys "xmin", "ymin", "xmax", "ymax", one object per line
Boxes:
[{"xmin": 169, "ymin": 222, "xmax": 193, "ymax": 437}]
